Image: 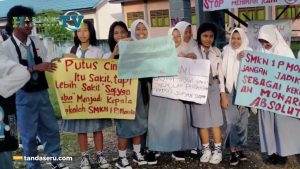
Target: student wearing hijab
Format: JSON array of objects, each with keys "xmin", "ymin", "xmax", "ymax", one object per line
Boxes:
[
  {"xmin": 175, "ymin": 21, "xmax": 200, "ymax": 157},
  {"xmin": 61, "ymin": 20, "xmax": 111, "ymax": 169},
  {"xmin": 190, "ymin": 22, "xmax": 225, "ymax": 165},
  {"xmin": 147, "ymin": 27, "xmax": 198, "ymax": 161},
  {"xmin": 221, "ymin": 28, "xmax": 251, "ymax": 166},
  {"xmin": 114, "ymin": 19, "xmax": 150, "ymax": 169},
  {"xmin": 175, "ymin": 21, "xmax": 197, "ymax": 57},
  {"xmin": 257, "ymin": 24, "xmax": 300, "ymax": 165}
]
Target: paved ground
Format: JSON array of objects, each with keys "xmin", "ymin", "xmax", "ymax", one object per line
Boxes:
[{"xmin": 13, "ymin": 114, "xmax": 300, "ymax": 169}]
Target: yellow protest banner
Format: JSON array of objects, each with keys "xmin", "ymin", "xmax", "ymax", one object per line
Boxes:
[{"xmin": 50, "ymin": 58, "xmax": 138, "ymax": 119}]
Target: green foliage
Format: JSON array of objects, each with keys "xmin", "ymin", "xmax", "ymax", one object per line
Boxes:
[{"xmin": 36, "ymin": 10, "xmax": 73, "ymax": 41}]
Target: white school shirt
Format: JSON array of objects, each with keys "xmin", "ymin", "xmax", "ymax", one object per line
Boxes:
[
  {"xmin": 191, "ymin": 45, "xmax": 225, "ymax": 93},
  {"xmin": 0, "ymin": 49, "xmax": 30, "ymax": 98},
  {"xmin": 65, "ymin": 45, "xmax": 103, "ymax": 59},
  {"xmin": 1, "ymin": 34, "xmax": 52, "ymax": 63},
  {"xmin": 102, "ymin": 52, "xmax": 112, "ymax": 59}
]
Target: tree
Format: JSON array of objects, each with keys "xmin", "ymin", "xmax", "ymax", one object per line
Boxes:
[{"xmin": 36, "ymin": 10, "xmax": 73, "ymax": 42}]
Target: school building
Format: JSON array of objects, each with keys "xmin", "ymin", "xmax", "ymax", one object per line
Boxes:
[{"xmin": 109, "ymin": 0, "xmax": 300, "ymax": 54}]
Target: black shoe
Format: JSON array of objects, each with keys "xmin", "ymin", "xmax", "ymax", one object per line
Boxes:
[
  {"xmin": 189, "ymin": 148, "xmax": 201, "ymax": 159},
  {"xmin": 236, "ymin": 151, "xmax": 247, "ymax": 161},
  {"xmin": 115, "ymin": 157, "xmax": 132, "ymax": 169},
  {"xmin": 230, "ymin": 152, "xmax": 239, "ymax": 166},
  {"xmin": 275, "ymin": 156, "xmax": 287, "ymax": 165},
  {"xmin": 51, "ymin": 162, "xmax": 69, "ymax": 169},
  {"xmin": 265, "ymin": 153, "xmax": 278, "ymax": 165},
  {"xmin": 132, "ymin": 151, "xmax": 147, "ymax": 165},
  {"xmin": 145, "ymin": 151, "xmax": 157, "ymax": 165},
  {"xmin": 172, "ymin": 151, "xmax": 185, "ymax": 161}
]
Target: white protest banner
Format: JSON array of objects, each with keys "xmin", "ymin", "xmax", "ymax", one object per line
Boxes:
[
  {"xmin": 248, "ymin": 20, "xmax": 292, "ymax": 51},
  {"xmin": 235, "ymin": 50, "xmax": 300, "ymax": 119},
  {"xmin": 118, "ymin": 36, "xmax": 178, "ymax": 79},
  {"xmin": 203, "ymin": 0, "xmax": 300, "ymax": 11},
  {"xmin": 152, "ymin": 58, "xmax": 210, "ymax": 104}
]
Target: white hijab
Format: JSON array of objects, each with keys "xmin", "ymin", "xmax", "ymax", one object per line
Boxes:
[
  {"xmin": 130, "ymin": 19, "xmax": 151, "ymax": 41},
  {"xmin": 175, "ymin": 21, "xmax": 197, "ymax": 54},
  {"xmin": 222, "ymin": 28, "xmax": 251, "ymax": 92},
  {"xmin": 258, "ymin": 24, "xmax": 294, "ymax": 58},
  {"xmin": 168, "ymin": 27, "xmax": 181, "ymax": 55}
]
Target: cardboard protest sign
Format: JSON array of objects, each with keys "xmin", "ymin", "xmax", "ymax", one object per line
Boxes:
[
  {"xmin": 152, "ymin": 58, "xmax": 210, "ymax": 104},
  {"xmin": 118, "ymin": 36, "xmax": 178, "ymax": 79},
  {"xmin": 51, "ymin": 58, "xmax": 138, "ymax": 119},
  {"xmin": 235, "ymin": 50, "xmax": 300, "ymax": 118},
  {"xmin": 248, "ymin": 20, "xmax": 292, "ymax": 51}
]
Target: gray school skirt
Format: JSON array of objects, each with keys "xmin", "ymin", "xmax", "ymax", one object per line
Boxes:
[
  {"xmin": 258, "ymin": 110, "xmax": 300, "ymax": 156},
  {"xmin": 62, "ymin": 119, "xmax": 112, "ymax": 133},
  {"xmin": 223, "ymin": 89, "xmax": 249, "ymax": 148},
  {"xmin": 115, "ymin": 83, "xmax": 148, "ymax": 139},
  {"xmin": 147, "ymin": 95, "xmax": 198, "ymax": 152},
  {"xmin": 191, "ymin": 80, "xmax": 223, "ymax": 128}
]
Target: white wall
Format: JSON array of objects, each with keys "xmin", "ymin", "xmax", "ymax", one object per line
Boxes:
[{"xmin": 95, "ymin": 0, "xmax": 123, "ymax": 40}]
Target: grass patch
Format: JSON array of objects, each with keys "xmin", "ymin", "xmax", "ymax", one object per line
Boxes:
[{"xmin": 60, "ymin": 132, "xmax": 80, "ymax": 157}]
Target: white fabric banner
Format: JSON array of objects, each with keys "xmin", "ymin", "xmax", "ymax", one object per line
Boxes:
[
  {"xmin": 203, "ymin": 0, "xmax": 300, "ymax": 11},
  {"xmin": 152, "ymin": 58, "xmax": 210, "ymax": 104}
]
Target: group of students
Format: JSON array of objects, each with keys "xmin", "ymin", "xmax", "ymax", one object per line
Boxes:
[
  {"xmin": 63, "ymin": 14, "xmax": 300, "ymax": 169},
  {"xmin": 1, "ymin": 4, "xmax": 300, "ymax": 169}
]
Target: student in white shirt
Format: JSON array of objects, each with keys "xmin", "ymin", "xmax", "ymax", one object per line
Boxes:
[
  {"xmin": 61, "ymin": 20, "xmax": 111, "ymax": 169},
  {"xmin": 1, "ymin": 5, "xmax": 68, "ymax": 169},
  {"xmin": 190, "ymin": 22, "xmax": 226, "ymax": 165},
  {"xmin": 0, "ymin": 51, "xmax": 30, "ymax": 169},
  {"xmin": 257, "ymin": 24, "xmax": 300, "ymax": 165}
]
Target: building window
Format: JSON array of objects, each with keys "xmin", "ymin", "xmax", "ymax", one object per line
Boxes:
[
  {"xmin": 191, "ymin": 7, "xmax": 196, "ymax": 25},
  {"xmin": 150, "ymin": 9, "xmax": 170, "ymax": 27},
  {"xmin": 238, "ymin": 7, "xmax": 265, "ymax": 21},
  {"xmin": 127, "ymin": 12, "xmax": 144, "ymax": 27},
  {"xmin": 35, "ymin": 23, "xmax": 45, "ymax": 34},
  {"xmin": 276, "ymin": 5, "xmax": 300, "ymax": 20},
  {"xmin": 225, "ymin": 13, "xmax": 229, "ymax": 24}
]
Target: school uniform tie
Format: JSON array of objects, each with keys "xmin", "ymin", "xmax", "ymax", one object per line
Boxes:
[
  {"xmin": 80, "ymin": 49, "xmax": 87, "ymax": 58},
  {"xmin": 206, "ymin": 52, "xmax": 213, "ymax": 85},
  {"xmin": 23, "ymin": 44, "xmax": 38, "ymax": 80}
]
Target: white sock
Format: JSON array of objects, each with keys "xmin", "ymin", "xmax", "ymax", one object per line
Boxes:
[
  {"xmin": 215, "ymin": 143, "xmax": 222, "ymax": 151},
  {"xmin": 81, "ymin": 151, "xmax": 88, "ymax": 156},
  {"xmin": 202, "ymin": 143, "xmax": 210, "ymax": 150},
  {"xmin": 133, "ymin": 144, "xmax": 141, "ymax": 154},
  {"xmin": 118, "ymin": 150, "xmax": 127, "ymax": 158},
  {"xmin": 96, "ymin": 151, "xmax": 103, "ymax": 156}
]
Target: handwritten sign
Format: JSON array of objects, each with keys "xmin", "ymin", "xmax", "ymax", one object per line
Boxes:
[
  {"xmin": 152, "ymin": 58, "xmax": 210, "ymax": 104},
  {"xmin": 203, "ymin": 0, "xmax": 300, "ymax": 11},
  {"xmin": 118, "ymin": 36, "xmax": 178, "ymax": 79},
  {"xmin": 248, "ymin": 20, "xmax": 292, "ymax": 51},
  {"xmin": 51, "ymin": 59, "xmax": 138, "ymax": 119},
  {"xmin": 235, "ymin": 50, "xmax": 300, "ymax": 118}
]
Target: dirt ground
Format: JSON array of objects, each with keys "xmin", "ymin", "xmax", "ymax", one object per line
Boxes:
[{"xmin": 13, "ymin": 113, "xmax": 300, "ymax": 169}]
